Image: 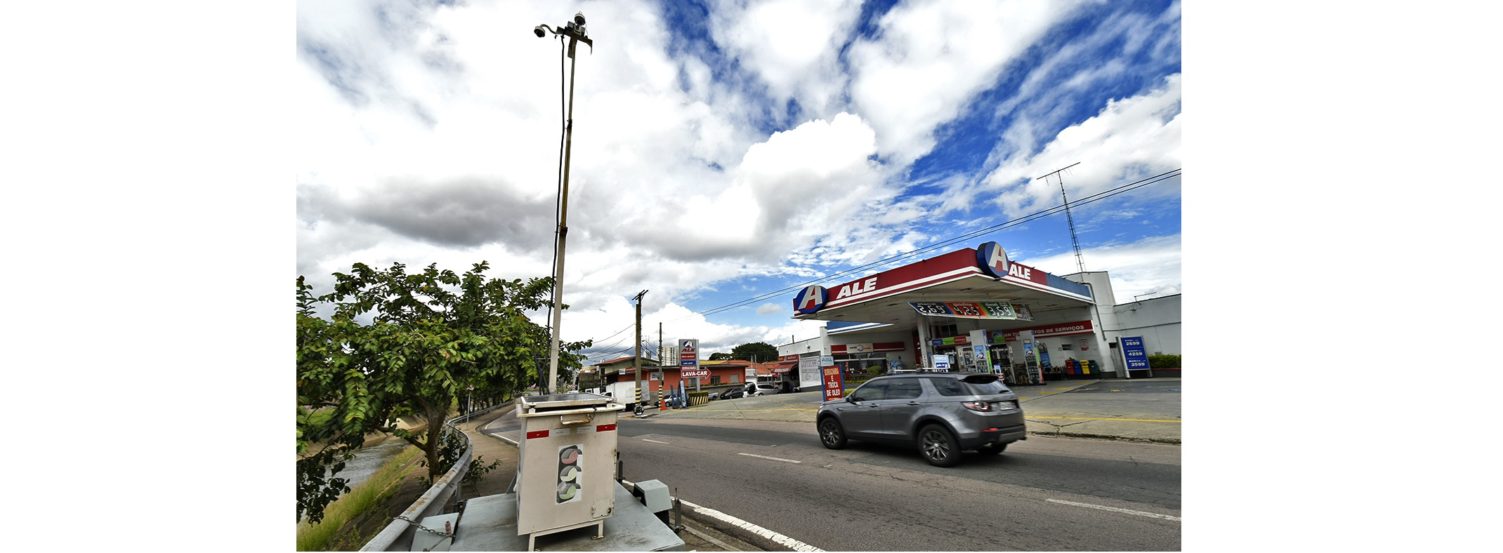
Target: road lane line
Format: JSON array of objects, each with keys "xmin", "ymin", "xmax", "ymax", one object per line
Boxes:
[
  {"xmin": 642, "ymin": 438, "xmax": 671, "ymax": 445},
  {"xmin": 1045, "ymin": 498, "xmax": 1181, "ymax": 521},
  {"xmin": 737, "ymin": 452, "xmax": 801, "ymax": 464}
]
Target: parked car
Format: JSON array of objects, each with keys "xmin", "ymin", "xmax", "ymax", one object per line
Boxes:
[
  {"xmin": 815, "ymin": 373, "xmax": 1025, "ymax": 467},
  {"xmin": 755, "ymin": 383, "xmax": 781, "ymax": 396},
  {"xmin": 719, "ymin": 387, "xmax": 746, "ymax": 399}
]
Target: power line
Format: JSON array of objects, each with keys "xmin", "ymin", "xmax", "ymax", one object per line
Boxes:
[
  {"xmin": 686, "ymin": 168, "xmax": 1181, "ymax": 319},
  {"xmin": 587, "ymin": 321, "xmax": 636, "ymax": 346}
]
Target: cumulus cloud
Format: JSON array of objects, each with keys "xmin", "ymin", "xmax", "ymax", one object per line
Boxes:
[
  {"xmin": 755, "ymin": 303, "xmax": 781, "ymax": 315},
  {"xmin": 979, "ymin": 74, "xmax": 1182, "ymax": 217},
  {"xmin": 847, "ymin": 0, "xmax": 1085, "ymax": 164},
  {"xmin": 706, "ymin": 0, "xmax": 862, "ymax": 119}
]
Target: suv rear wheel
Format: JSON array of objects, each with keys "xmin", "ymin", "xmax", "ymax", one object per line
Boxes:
[
  {"xmin": 918, "ymin": 424, "xmax": 961, "ymax": 467},
  {"xmin": 818, "ymin": 417, "xmax": 847, "ymax": 449}
]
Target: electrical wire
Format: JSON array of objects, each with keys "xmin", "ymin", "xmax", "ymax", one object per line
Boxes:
[{"xmin": 544, "ymin": 34, "xmax": 567, "ymax": 351}]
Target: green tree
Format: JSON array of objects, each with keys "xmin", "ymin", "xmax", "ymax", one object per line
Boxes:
[
  {"xmin": 707, "ymin": 352, "xmax": 732, "ymax": 361},
  {"xmin": 730, "ymin": 342, "xmax": 778, "ymax": 363},
  {"xmin": 296, "ymin": 261, "xmax": 589, "ymax": 523}
]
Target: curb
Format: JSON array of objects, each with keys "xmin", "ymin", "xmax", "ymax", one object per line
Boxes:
[
  {"xmin": 1027, "ymin": 430, "xmax": 1180, "ymax": 445},
  {"xmin": 618, "ymin": 478, "xmax": 820, "ymax": 552},
  {"xmin": 675, "ymin": 498, "xmax": 821, "ymax": 552}
]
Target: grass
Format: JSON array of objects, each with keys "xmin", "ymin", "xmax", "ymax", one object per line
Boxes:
[{"xmin": 297, "ymin": 444, "xmax": 424, "ymax": 551}]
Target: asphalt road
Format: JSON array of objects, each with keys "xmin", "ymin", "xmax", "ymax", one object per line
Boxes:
[{"xmin": 615, "ymin": 417, "xmax": 1181, "ymax": 551}]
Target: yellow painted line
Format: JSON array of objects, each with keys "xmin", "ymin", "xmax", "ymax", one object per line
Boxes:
[{"xmin": 1029, "ymin": 416, "xmax": 1181, "ymax": 424}]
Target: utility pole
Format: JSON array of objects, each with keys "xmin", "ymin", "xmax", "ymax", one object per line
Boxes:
[
  {"xmin": 1037, "ymin": 161, "xmax": 1085, "ymax": 274},
  {"xmin": 634, "ymin": 290, "xmax": 647, "ymax": 406},
  {"xmin": 537, "ymin": 14, "xmax": 593, "ymax": 394}
]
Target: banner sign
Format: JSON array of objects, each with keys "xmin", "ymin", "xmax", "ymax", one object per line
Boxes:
[
  {"xmin": 1121, "ymin": 336, "xmax": 1150, "ymax": 370},
  {"xmin": 931, "ymin": 335, "xmax": 970, "ymax": 347},
  {"xmin": 931, "ymin": 354, "xmax": 951, "ymax": 371},
  {"xmin": 798, "ymin": 356, "xmax": 823, "ymax": 390},
  {"xmin": 995, "ymin": 320, "xmax": 1094, "ymax": 342},
  {"xmin": 830, "ymin": 342, "xmax": 906, "ymax": 354},
  {"xmin": 678, "ymin": 339, "xmax": 699, "ymax": 368},
  {"xmin": 911, "ymin": 301, "xmax": 1033, "ymax": 321},
  {"xmin": 822, "ymin": 365, "xmax": 845, "ymax": 401}
]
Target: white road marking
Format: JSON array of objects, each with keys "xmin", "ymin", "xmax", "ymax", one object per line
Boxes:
[
  {"xmin": 737, "ymin": 452, "xmax": 801, "ymax": 464},
  {"xmin": 1045, "ymin": 498, "xmax": 1181, "ymax": 522},
  {"xmin": 642, "ymin": 438, "xmax": 671, "ymax": 445}
]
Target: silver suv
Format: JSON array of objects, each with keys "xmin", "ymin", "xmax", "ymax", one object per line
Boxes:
[{"xmin": 816, "ymin": 373, "xmax": 1026, "ymax": 467}]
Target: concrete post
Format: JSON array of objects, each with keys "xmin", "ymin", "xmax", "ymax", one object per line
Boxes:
[{"xmin": 916, "ymin": 316, "xmax": 932, "ymax": 369}]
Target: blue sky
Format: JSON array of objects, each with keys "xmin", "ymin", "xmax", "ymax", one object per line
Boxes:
[{"xmin": 294, "ymin": 0, "xmax": 1182, "ymax": 362}]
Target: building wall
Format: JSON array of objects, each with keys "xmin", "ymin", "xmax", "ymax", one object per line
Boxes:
[{"xmin": 1109, "ymin": 294, "xmax": 1182, "ymax": 356}]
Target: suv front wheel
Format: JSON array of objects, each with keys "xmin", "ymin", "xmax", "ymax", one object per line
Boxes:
[{"xmin": 918, "ymin": 424, "xmax": 961, "ymax": 467}]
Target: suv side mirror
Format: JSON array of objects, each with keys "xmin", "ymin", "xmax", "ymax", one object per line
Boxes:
[{"xmin": 847, "ymin": 395, "xmax": 860, "ymax": 403}]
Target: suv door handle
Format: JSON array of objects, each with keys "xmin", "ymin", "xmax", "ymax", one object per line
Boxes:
[{"xmin": 906, "ymin": 401, "xmax": 920, "ymax": 406}]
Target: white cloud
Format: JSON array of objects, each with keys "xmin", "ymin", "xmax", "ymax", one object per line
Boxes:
[
  {"xmin": 847, "ymin": 0, "xmax": 1084, "ymax": 164},
  {"xmin": 977, "ymin": 73, "xmax": 1182, "ymax": 217},
  {"xmin": 755, "ymin": 303, "xmax": 781, "ymax": 315},
  {"xmin": 707, "ymin": 0, "xmax": 863, "ymax": 119},
  {"xmin": 1021, "ymin": 234, "xmax": 1182, "ymax": 305}
]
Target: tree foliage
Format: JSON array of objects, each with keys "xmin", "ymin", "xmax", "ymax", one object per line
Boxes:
[
  {"xmin": 730, "ymin": 342, "xmax": 779, "ymax": 363},
  {"xmin": 296, "ymin": 261, "xmax": 589, "ymax": 523},
  {"xmin": 707, "ymin": 352, "xmax": 732, "ymax": 361}
]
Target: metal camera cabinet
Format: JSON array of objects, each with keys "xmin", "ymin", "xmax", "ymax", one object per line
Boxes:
[{"xmin": 515, "ymin": 393, "xmax": 624, "ymax": 549}]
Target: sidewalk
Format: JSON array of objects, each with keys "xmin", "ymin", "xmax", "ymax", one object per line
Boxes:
[{"xmin": 651, "ymin": 377, "xmax": 1182, "ymax": 444}]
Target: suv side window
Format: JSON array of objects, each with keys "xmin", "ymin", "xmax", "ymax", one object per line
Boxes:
[
  {"xmin": 887, "ymin": 379, "xmax": 923, "ymax": 399},
  {"xmin": 927, "ymin": 377, "xmax": 969, "ymax": 396},
  {"xmin": 852, "ymin": 380, "xmax": 889, "ymax": 401}
]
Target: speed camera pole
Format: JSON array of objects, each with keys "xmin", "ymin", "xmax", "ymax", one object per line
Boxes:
[{"xmin": 536, "ymin": 14, "xmax": 593, "ymax": 394}]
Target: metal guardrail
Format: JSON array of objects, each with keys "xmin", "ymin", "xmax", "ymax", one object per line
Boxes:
[{"xmin": 359, "ymin": 402, "xmax": 506, "ymax": 551}]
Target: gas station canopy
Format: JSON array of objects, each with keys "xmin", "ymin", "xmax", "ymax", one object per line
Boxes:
[{"xmin": 791, "ymin": 243, "xmax": 1095, "ymax": 331}]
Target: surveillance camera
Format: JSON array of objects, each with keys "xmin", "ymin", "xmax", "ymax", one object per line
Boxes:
[
  {"xmin": 574, "ymin": 12, "xmax": 586, "ymax": 26},
  {"xmin": 533, "ymin": 24, "xmax": 547, "ymax": 38}
]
